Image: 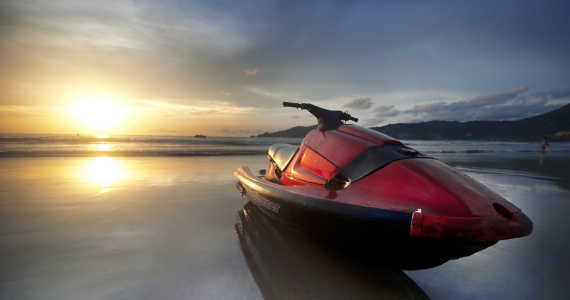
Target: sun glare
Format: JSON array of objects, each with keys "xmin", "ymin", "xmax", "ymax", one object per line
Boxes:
[
  {"xmin": 72, "ymin": 95, "xmax": 126, "ymax": 130},
  {"xmin": 85, "ymin": 157, "xmax": 124, "ymax": 187}
]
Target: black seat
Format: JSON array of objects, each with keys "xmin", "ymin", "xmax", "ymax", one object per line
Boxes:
[{"xmin": 268, "ymin": 144, "xmax": 299, "ymax": 172}]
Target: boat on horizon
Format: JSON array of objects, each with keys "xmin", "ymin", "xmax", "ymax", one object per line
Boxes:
[{"xmin": 194, "ymin": 134, "xmax": 207, "ymax": 138}]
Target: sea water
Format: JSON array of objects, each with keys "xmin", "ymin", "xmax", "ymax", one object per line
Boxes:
[{"xmin": 1, "ymin": 133, "xmax": 569, "ymax": 157}]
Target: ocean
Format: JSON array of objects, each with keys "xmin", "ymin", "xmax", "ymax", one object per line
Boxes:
[
  {"xmin": 1, "ymin": 133, "xmax": 569, "ymax": 157},
  {"xmin": 1, "ymin": 135, "xmax": 569, "ymax": 299}
]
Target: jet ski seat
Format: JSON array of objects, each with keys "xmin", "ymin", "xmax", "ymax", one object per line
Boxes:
[{"xmin": 268, "ymin": 144, "xmax": 299, "ymax": 172}]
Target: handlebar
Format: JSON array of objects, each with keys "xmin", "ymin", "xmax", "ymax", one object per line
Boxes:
[
  {"xmin": 282, "ymin": 101, "xmax": 358, "ymax": 123},
  {"xmin": 282, "ymin": 102, "xmax": 305, "ymax": 109},
  {"xmin": 344, "ymin": 114, "xmax": 358, "ymax": 122}
]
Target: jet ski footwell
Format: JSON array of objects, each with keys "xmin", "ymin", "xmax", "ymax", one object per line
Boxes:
[{"xmin": 235, "ymin": 166, "xmax": 532, "ymax": 260}]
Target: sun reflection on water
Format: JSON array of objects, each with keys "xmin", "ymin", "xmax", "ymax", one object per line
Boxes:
[
  {"xmin": 85, "ymin": 157, "xmax": 123, "ymax": 187},
  {"xmin": 95, "ymin": 144, "xmax": 110, "ymax": 151},
  {"xmin": 95, "ymin": 144, "xmax": 111, "ymax": 151}
]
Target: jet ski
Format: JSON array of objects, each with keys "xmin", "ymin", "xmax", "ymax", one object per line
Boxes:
[{"xmin": 235, "ymin": 102, "xmax": 533, "ymax": 260}]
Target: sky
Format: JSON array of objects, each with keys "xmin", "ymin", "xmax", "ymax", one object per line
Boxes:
[{"xmin": 1, "ymin": 0, "xmax": 569, "ymax": 136}]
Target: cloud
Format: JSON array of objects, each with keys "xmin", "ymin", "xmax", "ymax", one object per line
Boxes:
[
  {"xmin": 406, "ymin": 101, "xmax": 446, "ymax": 116},
  {"xmin": 373, "ymin": 105, "xmax": 401, "ymax": 117},
  {"xmin": 220, "ymin": 92, "xmax": 231, "ymax": 96},
  {"xmin": 402, "ymin": 87, "xmax": 568, "ymax": 122},
  {"xmin": 463, "ymin": 86, "xmax": 528, "ymax": 108},
  {"xmin": 532, "ymin": 88, "xmax": 570, "ymax": 100},
  {"xmin": 149, "ymin": 128, "xmax": 177, "ymax": 133},
  {"xmin": 342, "ymin": 97, "xmax": 372, "ymax": 110},
  {"xmin": 475, "ymin": 102, "xmax": 564, "ymax": 120},
  {"xmin": 356, "ymin": 104, "xmax": 400, "ymax": 126},
  {"xmin": 245, "ymin": 87, "xmax": 285, "ymax": 98},
  {"xmin": 187, "ymin": 108, "xmax": 218, "ymax": 115},
  {"xmin": 362, "ymin": 117, "xmax": 387, "ymax": 127},
  {"xmin": 1, "ymin": 1, "xmax": 570, "ymax": 134},
  {"xmin": 245, "ymin": 68, "xmax": 258, "ymax": 76}
]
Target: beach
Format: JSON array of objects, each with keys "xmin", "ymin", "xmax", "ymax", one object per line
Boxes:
[{"xmin": 1, "ymin": 152, "xmax": 569, "ymax": 299}]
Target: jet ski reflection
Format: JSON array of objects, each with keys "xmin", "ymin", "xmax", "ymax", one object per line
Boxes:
[{"xmin": 235, "ymin": 201, "xmax": 430, "ymax": 300}]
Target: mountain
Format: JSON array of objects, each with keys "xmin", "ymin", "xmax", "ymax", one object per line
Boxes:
[
  {"xmin": 257, "ymin": 104, "xmax": 570, "ymax": 141},
  {"xmin": 371, "ymin": 103, "xmax": 570, "ymax": 141},
  {"xmin": 257, "ymin": 125, "xmax": 317, "ymax": 138}
]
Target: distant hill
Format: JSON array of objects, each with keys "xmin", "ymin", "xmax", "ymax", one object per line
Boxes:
[
  {"xmin": 257, "ymin": 125, "xmax": 317, "ymax": 138},
  {"xmin": 372, "ymin": 103, "xmax": 570, "ymax": 141},
  {"xmin": 257, "ymin": 104, "xmax": 570, "ymax": 141}
]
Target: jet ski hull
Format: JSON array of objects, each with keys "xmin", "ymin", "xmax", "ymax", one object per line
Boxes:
[{"xmin": 235, "ymin": 166, "xmax": 504, "ymax": 260}]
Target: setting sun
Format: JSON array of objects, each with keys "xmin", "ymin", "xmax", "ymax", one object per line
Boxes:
[{"xmin": 72, "ymin": 95, "xmax": 127, "ymax": 130}]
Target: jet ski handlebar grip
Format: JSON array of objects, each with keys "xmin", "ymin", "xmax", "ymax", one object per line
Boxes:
[
  {"xmin": 340, "ymin": 113, "xmax": 358, "ymax": 122},
  {"xmin": 282, "ymin": 101, "xmax": 302, "ymax": 108}
]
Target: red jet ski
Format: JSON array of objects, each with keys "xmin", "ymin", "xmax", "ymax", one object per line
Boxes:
[{"xmin": 235, "ymin": 102, "xmax": 533, "ymax": 261}]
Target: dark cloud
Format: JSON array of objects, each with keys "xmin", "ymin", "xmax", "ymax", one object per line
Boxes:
[
  {"xmin": 407, "ymin": 102, "xmax": 446, "ymax": 116},
  {"xmin": 464, "ymin": 86, "xmax": 529, "ymax": 108},
  {"xmin": 361, "ymin": 105, "xmax": 401, "ymax": 126},
  {"xmin": 532, "ymin": 88, "xmax": 570, "ymax": 100},
  {"xmin": 403, "ymin": 87, "xmax": 569, "ymax": 122},
  {"xmin": 342, "ymin": 97, "xmax": 372, "ymax": 110},
  {"xmin": 373, "ymin": 105, "xmax": 401, "ymax": 117},
  {"xmin": 406, "ymin": 87, "xmax": 529, "ymax": 117},
  {"xmin": 475, "ymin": 102, "xmax": 564, "ymax": 120},
  {"xmin": 362, "ymin": 118, "xmax": 387, "ymax": 127}
]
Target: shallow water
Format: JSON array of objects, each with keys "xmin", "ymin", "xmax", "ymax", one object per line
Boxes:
[
  {"xmin": 0, "ymin": 153, "xmax": 569, "ymax": 299},
  {"xmin": 1, "ymin": 133, "xmax": 569, "ymax": 157},
  {"xmin": 405, "ymin": 152, "xmax": 570, "ymax": 299}
]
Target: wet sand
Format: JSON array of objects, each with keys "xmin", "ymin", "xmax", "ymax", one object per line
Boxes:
[
  {"xmin": 0, "ymin": 153, "xmax": 569, "ymax": 299},
  {"xmin": 405, "ymin": 152, "xmax": 570, "ymax": 299}
]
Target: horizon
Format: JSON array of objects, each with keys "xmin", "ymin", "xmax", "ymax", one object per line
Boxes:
[
  {"xmin": 1, "ymin": 100, "xmax": 568, "ymax": 137},
  {"xmin": 1, "ymin": 1, "xmax": 569, "ymax": 137}
]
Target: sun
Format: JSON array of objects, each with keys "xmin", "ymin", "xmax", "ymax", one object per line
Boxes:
[{"xmin": 72, "ymin": 95, "xmax": 126, "ymax": 130}]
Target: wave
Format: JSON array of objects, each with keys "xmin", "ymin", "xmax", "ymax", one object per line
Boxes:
[
  {"xmin": 0, "ymin": 136, "xmax": 302, "ymax": 146},
  {"xmin": 1, "ymin": 147, "xmax": 569, "ymax": 157},
  {"xmin": 0, "ymin": 150, "xmax": 268, "ymax": 157},
  {"xmin": 1, "ymin": 134, "xmax": 568, "ymax": 157}
]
